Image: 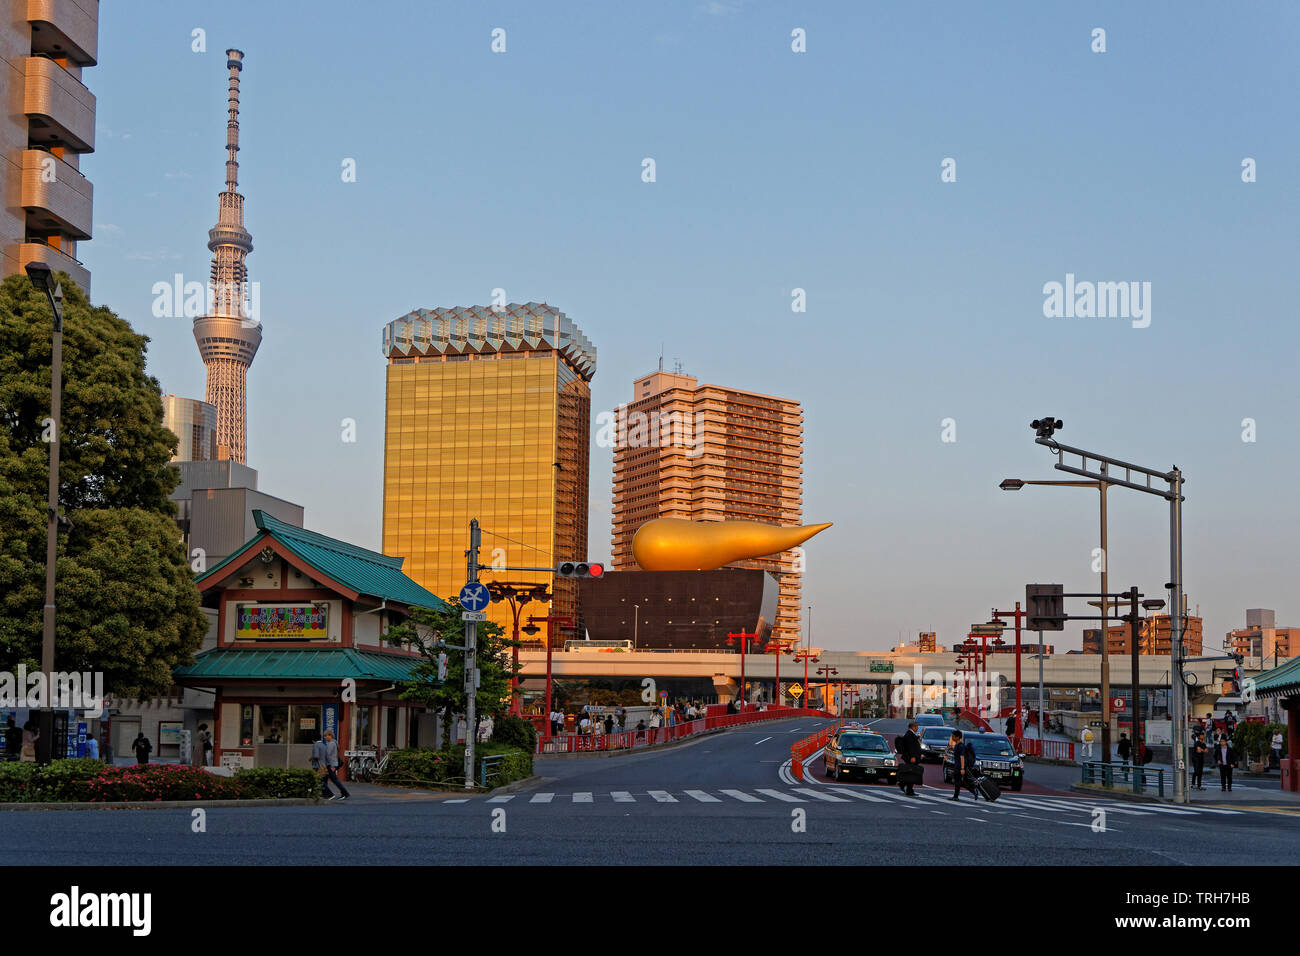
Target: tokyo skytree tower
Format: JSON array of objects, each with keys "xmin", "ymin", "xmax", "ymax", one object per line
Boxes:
[{"xmin": 192, "ymin": 49, "xmax": 261, "ymax": 464}]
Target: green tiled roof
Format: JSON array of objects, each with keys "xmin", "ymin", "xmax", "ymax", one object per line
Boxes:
[
  {"xmin": 1249, "ymin": 656, "xmax": 1300, "ymax": 698},
  {"xmin": 195, "ymin": 510, "xmax": 447, "ymax": 611},
  {"xmin": 173, "ymin": 647, "xmax": 435, "ymax": 683}
]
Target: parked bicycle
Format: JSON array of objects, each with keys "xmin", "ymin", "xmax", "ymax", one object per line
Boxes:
[{"xmin": 345, "ymin": 749, "xmax": 390, "ymax": 782}]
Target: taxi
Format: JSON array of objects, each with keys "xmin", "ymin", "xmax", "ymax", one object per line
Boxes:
[{"xmin": 823, "ymin": 729, "xmax": 898, "ymax": 783}]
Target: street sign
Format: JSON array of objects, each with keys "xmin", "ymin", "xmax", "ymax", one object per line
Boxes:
[
  {"xmin": 868, "ymin": 660, "xmax": 894, "ymax": 673},
  {"xmin": 1111, "ymin": 696, "xmax": 1126, "ymax": 711},
  {"xmin": 461, "ymin": 611, "xmax": 487, "ymax": 622},
  {"xmin": 459, "ymin": 582, "xmax": 490, "ymax": 612},
  {"xmin": 1026, "ymin": 583, "xmax": 1065, "ymax": 631},
  {"xmin": 789, "ymin": 683, "xmax": 804, "ymax": 698}
]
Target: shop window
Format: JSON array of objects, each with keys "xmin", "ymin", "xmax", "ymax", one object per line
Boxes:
[
  {"xmin": 356, "ymin": 705, "xmax": 374, "ymax": 747},
  {"xmin": 291, "ymin": 705, "xmax": 320, "ymax": 744},
  {"xmin": 258, "ymin": 704, "xmax": 289, "ymax": 744},
  {"xmin": 386, "ymin": 707, "xmax": 398, "ymax": 748}
]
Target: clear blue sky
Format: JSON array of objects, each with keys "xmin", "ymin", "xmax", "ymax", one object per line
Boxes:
[{"xmin": 83, "ymin": 1, "xmax": 1300, "ymax": 652}]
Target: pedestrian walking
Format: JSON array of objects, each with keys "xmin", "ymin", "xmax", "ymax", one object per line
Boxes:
[
  {"xmin": 20, "ymin": 721, "xmax": 38, "ymax": 762},
  {"xmin": 3, "ymin": 717, "xmax": 19, "ymax": 761},
  {"xmin": 85, "ymin": 734, "xmax": 100, "ymax": 761},
  {"xmin": 1191, "ymin": 733, "xmax": 1208, "ymax": 790},
  {"xmin": 1116, "ymin": 732, "xmax": 1132, "ymax": 779},
  {"xmin": 1080, "ymin": 726, "xmax": 1096, "ymax": 760},
  {"xmin": 896, "ymin": 720, "xmax": 923, "ymax": 796},
  {"xmin": 1215, "ymin": 735, "xmax": 1237, "ymax": 793},
  {"xmin": 603, "ymin": 713, "xmax": 614, "ymax": 735},
  {"xmin": 312, "ymin": 730, "xmax": 350, "ymax": 801},
  {"xmin": 132, "ymin": 732, "xmax": 152, "ymax": 765},
  {"xmin": 1273, "ymin": 730, "xmax": 1284, "ymax": 768},
  {"xmin": 948, "ymin": 730, "xmax": 977, "ymax": 801},
  {"xmin": 199, "ymin": 723, "xmax": 214, "ymax": 766}
]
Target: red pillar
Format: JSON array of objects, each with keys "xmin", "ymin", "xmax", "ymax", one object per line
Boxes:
[{"xmin": 1284, "ymin": 698, "xmax": 1300, "ymax": 793}]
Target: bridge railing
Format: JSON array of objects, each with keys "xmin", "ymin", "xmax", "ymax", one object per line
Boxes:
[
  {"xmin": 535, "ymin": 706, "xmax": 830, "ymax": 755},
  {"xmin": 1080, "ymin": 760, "xmax": 1166, "ymax": 797}
]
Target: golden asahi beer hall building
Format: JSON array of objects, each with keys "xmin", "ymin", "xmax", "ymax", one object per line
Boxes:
[{"xmin": 174, "ymin": 511, "xmax": 445, "ymax": 772}]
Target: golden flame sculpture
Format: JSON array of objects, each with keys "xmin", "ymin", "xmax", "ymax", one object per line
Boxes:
[{"xmin": 632, "ymin": 518, "xmax": 832, "ymax": 571}]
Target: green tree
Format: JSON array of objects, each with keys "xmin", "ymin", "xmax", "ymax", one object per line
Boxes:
[
  {"xmin": 0, "ymin": 273, "xmax": 207, "ymax": 695},
  {"xmin": 386, "ymin": 600, "xmax": 519, "ymax": 749}
]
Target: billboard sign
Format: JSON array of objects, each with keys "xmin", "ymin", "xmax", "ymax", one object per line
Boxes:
[{"xmin": 236, "ymin": 603, "xmax": 329, "ymax": 641}]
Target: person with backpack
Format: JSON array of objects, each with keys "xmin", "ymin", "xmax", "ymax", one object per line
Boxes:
[
  {"xmin": 1116, "ymin": 732, "xmax": 1132, "ymax": 779},
  {"xmin": 948, "ymin": 730, "xmax": 979, "ymax": 801}
]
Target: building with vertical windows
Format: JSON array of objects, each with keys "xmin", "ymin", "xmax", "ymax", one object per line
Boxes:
[
  {"xmin": 162, "ymin": 394, "xmax": 218, "ymax": 463},
  {"xmin": 2, "ymin": 0, "xmax": 99, "ymax": 293},
  {"xmin": 1227, "ymin": 609, "xmax": 1295, "ymax": 662},
  {"xmin": 380, "ymin": 303, "xmax": 595, "ymax": 641},
  {"xmin": 1082, "ymin": 614, "xmax": 1204, "ymax": 657},
  {"xmin": 610, "ymin": 367, "xmax": 805, "ymax": 645}
]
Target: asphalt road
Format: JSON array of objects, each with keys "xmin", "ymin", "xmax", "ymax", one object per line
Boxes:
[{"xmin": 3, "ymin": 716, "xmax": 1297, "ymax": 865}]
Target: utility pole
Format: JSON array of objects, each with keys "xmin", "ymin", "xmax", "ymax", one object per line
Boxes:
[{"xmin": 463, "ymin": 520, "xmax": 480, "ymax": 790}]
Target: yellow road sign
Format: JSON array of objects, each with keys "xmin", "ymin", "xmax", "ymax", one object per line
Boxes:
[{"xmin": 789, "ymin": 683, "xmax": 804, "ymax": 698}]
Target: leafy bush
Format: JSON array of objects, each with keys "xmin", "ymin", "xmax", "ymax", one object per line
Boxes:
[
  {"xmin": 1232, "ymin": 721, "xmax": 1269, "ymax": 762},
  {"xmin": 87, "ymin": 764, "xmax": 244, "ymax": 802},
  {"xmin": 27, "ymin": 758, "xmax": 109, "ymax": 801},
  {"xmin": 234, "ymin": 766, "xmax": 321, "ymax": 799},
  {"xmin": 490, "ymin": 714, "xmax": 537, "ymax": 752},
  {"xmin": 379, "ymin": 743, "xmax": 533, "ymax": 790},
  {"xmin": 0, "ymin": 761, "xmax": 39, "ymax": 802}
]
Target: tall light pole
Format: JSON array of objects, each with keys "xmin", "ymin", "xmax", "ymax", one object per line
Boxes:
[
  {"xmin": 25, "ymin": 263, "xmax": 65, "ymax": 765},
  {"xmin": 1000, "ymin": 475, "xmax": 1112, "ymax": 764},
  {"xmin": 526, "ymin": 612, "xmax": 571, "ymax": 735},
  {"xmin": 1013, "ymin": 417, "xmax": 1189, "ymax": 803},
  {"xmin": 487, "ymin": 581, "xmax": 550, "ymax": 716}
]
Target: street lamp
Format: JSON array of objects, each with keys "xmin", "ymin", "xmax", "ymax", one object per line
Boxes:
[
  {"xmin": 1001, "ymin": 475, "xmax": 1115, "ymax": 764},
  {"xmin": 526, "ymin": 612, "xmax": 571, "ymax": 734},
  {"xmin": 25, "ymin": 262, "xmax": 66, "ymax": 765},
  {"xmin": 1012, "ymin": 417, "xmax": 1189, "ymax": 803},
  {"xmin": 726, "ymin": 630, "xmax": 761, "ymax": 707},
  {"xmin": 487, "ymin": 580, "xmax": 551, "ymax": 716}
]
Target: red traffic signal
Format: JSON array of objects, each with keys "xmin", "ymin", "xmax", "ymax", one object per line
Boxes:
[{"xmin": 557, "ymin": 561, "xmax": 604, "ymax": 579}]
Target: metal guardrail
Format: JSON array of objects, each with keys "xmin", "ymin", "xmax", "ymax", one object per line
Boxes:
[
  {"xmin": 479, "ymin": 751, "xmax": 524, "ymax": 789},
  {"xmin": 1080, "ymin": 760, "xmax": 1166, "ymax": 797},
  {"xmin": 536, "ymin": 707, "xmax": 829, "ymax": 755}
]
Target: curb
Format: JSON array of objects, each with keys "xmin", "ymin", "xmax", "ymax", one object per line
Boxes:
[
  {"xmin": 0, "ymin": 797, "xmax": 319, "ymax": 811},
  {"xmin": 1069, "ymin": 783, "xmax": 1168, "ymax": 804}
]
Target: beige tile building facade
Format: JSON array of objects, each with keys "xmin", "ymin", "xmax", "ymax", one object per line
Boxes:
[
  {"xmin": 610, "ymin": 368, "xmax": 805, "ymax": 645},
  {"xmin": 1, "ymin": 0, "xmax": 99, "ymax": 294}
]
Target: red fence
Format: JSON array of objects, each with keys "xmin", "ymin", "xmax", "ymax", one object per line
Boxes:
[
  {"xmin": 1020, "ymin": 737, "xmax": 1076, "ymax": 761},
  {"xmin": 790, "ymin": 719, "xmax": 845, "ymax": 781},
  {"xmin": 536, "ymin": 706, "xmax": 829, "ymax": 755}
]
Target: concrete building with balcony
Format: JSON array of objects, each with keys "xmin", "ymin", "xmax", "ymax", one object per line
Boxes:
[
  {"xmin": 1227, "ymin": 608, "xmax": 1296, "ymax": 663},
  {"xmin": 2, "ymin": 0, "xmax": 98, "ymax": 293},
  {"xmin": 1082, "ymin": 614, "xmax": 1204, "ymax": 657},
  {"xmin": 609, "ymin": 366, "xmax": 805, "ymax": 646}
]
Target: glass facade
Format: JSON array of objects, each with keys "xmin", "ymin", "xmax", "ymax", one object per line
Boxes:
[
  {"xmin": 161, "ymin": 394, "xmax": 218, "ymax": 462},
  {"xmin": 381, "ymin": 305, "xmax": 594, "ymax": 641}
]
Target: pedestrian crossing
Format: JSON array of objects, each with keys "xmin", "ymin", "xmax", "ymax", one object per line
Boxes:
[{"xmin": 467, "ymin": 786, "xmax": 1244, "ymax": 818}]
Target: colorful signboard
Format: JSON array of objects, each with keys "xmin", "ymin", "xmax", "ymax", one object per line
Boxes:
[{"xmin": 235, "ymin": 603, "xmax": 328, "ymax": 640}]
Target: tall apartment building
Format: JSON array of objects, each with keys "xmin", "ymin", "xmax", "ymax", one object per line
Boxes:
[
  {"xmin": 610, "ymin": 367, "xmax": 804, "ymax": 645},
  {"xmin": 1082, "ymin": 614, "xmax": 1204, "ymax": 657},
  {"xmin": 381, "ymin": 303, "xmax": 595, "ymax": 638},
  {"xmin": 2, "ymin": 0, "xmax": 99, "ymax": 293},
  {"xmin": 1227, "ymin": 608, "xmax": 1295, "ymax": 662}
]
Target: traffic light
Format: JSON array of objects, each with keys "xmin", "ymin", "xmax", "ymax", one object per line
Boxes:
[
  {"xmin": 556, "ymin": 560, "xmax": 605, "ymax": 579},
  {"xmin": 1025, "ymin": 583, "xmax": 1065, "ymax": 631}
]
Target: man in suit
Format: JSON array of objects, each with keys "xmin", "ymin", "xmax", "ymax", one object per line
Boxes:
[
  {"xmin": 896, "ymin": 721, "xmax": 923, "ymax": 796},
  {"xmin": 1214, "ymin": 735, "xmax": 1237, "ymax": 793}
]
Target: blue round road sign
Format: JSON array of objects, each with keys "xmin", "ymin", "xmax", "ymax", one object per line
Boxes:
[{"xmin": 459, "ymin": 582, "xmax": 490, "ymax": 612}]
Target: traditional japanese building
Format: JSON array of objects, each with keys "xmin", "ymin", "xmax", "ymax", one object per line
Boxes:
[{"xmin": 174, "ymin": 511, "xmax": 446, "ymax": 772}]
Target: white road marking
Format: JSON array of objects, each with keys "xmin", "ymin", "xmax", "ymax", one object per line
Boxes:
[
  {"xmin": 685, "ymin": 790, "xmax": 722, "ymax": 803},
  {"xmin": 444, "ymin": 798, "xmax": 469, "ymax": 804},
  {"xmin": 967, "ymin": 817, "xmax": 988, "ymax": 823},
  {"xmin": 647, "ymin": 790, "xmax": 677, "ymax": 803},
  {"xmin": 611, "ymin": 791, "xmax": 635, "ymax": 803},
  {"xmin": 828, "ymin": 787, "xmax": 891, "ymax": 804},
  {"xmin": 572, "ymin": 792, "xmax": 593, "ymax": 803},
  {"xmin": 529, "ymin": 793, "xmax": 555, "ymax": 804},
  {"xmin": 754, "ymin": 737, "xmax": 773, "ymax": 746},
  {"xmin": 720, "ymin": 789, "xmax": 763, "ymax": 802},
  {"xmin": 487, "ymin": 795, "xmax": 514, "ymax": 803},
  {"xmin": 791, "ymin": 788, "xmax": 850, "ymax": 803},
  {"xmin": 756, "ymin": 789, "xmax": 804, "ymax": 802}
]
